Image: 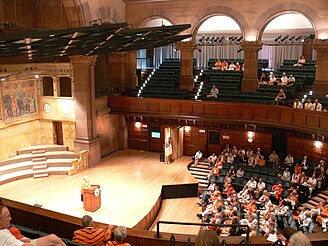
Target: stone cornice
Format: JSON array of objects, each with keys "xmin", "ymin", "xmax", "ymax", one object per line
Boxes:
[{"xmin": 69, "ymin": 55, "xmax": 98, "ymax": 65}]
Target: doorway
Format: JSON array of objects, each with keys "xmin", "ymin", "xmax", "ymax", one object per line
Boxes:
[{"xmin": 53, "ymin": 121, "xmax": 63, "ymax": 145}]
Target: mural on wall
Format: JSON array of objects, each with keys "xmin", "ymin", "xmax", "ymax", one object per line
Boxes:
[{"xmin": 2, "ymin": 80, "xmax": 37, "ymax": 119}]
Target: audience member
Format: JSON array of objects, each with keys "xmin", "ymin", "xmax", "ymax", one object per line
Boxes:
[
  {"xmin": 288, "ymin": 232, "xmax": 311, "ymax": 246},
  {"xmin": 194, "ymin": 149, "xmax": 203, "ymax": 166},
  {"xmin": 195, "ymin": 229, "xmax": 220, "ymax": 246},
  {"xmin": 286, "ymin": 74, "xmax": 296, "ymax": 86},
  {"xmin": 73, "ymin": 215, "xmax": 112, "ymax": 245},
  {"xmin": 304, "ymin": 98, "xmax": 314, "ymax": 110},
  {"xmin": 294, "ymin": 56, "xmax": 306, "ymax": 66},
  {"xmin": 269, "ymin": 150, "xmax": 280, "ymax": 163},
  {"xmin": 285, "ymin": 154, "xmax": 294, "ymax": 167},
  {"xmin": 236, "ymin": 167, "xmax": 244, "ymax": 178},
  {"xmin": 228, "ymin": 62, "xmax": 236, "ymax": 70},
  {"xmin": 106, "ymin": 226, "xmax": 131, "ymax": 246},
  {"xmin": 279, "ymin": 72, "xmax": 288, "ymax": 86},
  {"xmin": 281, "ymin": 168, "xmax": 291, "ymax": 181},
  {"xmin": 207, "ymin": 85, "xmax": 219, "ymax": 98},
  {"xmin": 313, "ymin": 98, "xmax": 322, "ymax": 112},
  {"xmin": 208, "ymin": 153, "xmax": 217, "ymax": 169},
  {"xmin": 0, "ymin": 205, "xmax": 65, "ymax": 246},
  {"xmin": 275, "ymin": 89, "xmax": 286, "ymax": 106},
  {"xmin": 293, "ymin": 99, "xmax": 303, "ymax": 109},
  {"xmin": 269, "ymin": 73, "xmax": 277, "ymax": 85}
]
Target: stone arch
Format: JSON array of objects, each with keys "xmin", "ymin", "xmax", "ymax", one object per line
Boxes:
[
  {"xmin": 62, "ymin": 0, "xmax": 90, "ymax": 27},
  {"xmin": 136, "ymin": 15, "xmax": 175, "ymax": 28},
  {"xmin": 255, "ymin": 2, "xmax": 321, "ymax": 40},
  {"xmin": 190, "ymin": 6, "xmax": 249, "ymax": 43}
]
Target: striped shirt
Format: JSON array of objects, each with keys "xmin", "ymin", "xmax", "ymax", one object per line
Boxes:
[
  {"xmin": 106, "ymin": 241, "xmax": 131, "ymax": 246},
  {"xmin": 72, "ymin": 227, "xmax": 110, "ymax": 246}
]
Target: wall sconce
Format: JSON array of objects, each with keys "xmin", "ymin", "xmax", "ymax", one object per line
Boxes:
[
  {"xmin": 135, "ymin": 122, "xmax": 142, "ymax": 128},
  {"xmin": 314, "ymin": 141, "xmax": 323, "ymax": 149},
  {"xmin": 247, "ymin": 131, "xmax": 255, "ymax": 143},
  {"xmin": 185, "ymin": 126, "xmax": 191, "ymax": 133},
  {"xmin": 199, "ymin": 129, "xmax": 206, "ymax": 133}
]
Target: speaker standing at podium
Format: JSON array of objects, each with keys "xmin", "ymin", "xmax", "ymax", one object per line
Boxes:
[
  {"xmin": 165, "ymin": 137, "xmax": 172, "ymax": 164},
  {"xmin": 81, "ymin": 176, "xmax": 91, "ymax": 202}
]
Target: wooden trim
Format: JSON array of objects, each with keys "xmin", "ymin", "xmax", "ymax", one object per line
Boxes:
[{"xmin": 108, "ymin": 97, "xmax": 328, "ymax": 136}]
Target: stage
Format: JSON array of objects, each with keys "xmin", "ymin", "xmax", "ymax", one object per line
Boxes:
[{"xmin": 0, "ymin": 150, "xmax": 200, "ymax": 233}]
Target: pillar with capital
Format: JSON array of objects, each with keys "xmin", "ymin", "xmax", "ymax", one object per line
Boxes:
[
  {"xmin": 70, "ymin": 55, "xmax": 101, "ymax": 167},
  {"xmin": 241, "ymin": 41, "xmax": 262, "ymax": 92},
  {"xmin": 177, "ymin": 41, "xmax": 196, "ymax": 91},
  {"xmin": 312, "ymin": 39, "xmax": 328, "ymax": 97}
]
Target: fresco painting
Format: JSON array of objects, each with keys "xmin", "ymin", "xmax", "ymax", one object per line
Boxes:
[{"xmin": 2, "ymin": 80, "xmax": 37, "ymax": 119}]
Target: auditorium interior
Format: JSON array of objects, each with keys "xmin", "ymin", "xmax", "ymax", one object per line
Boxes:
[{"xmin": 0, "ymin": 0, "xmax": 328, "ymax": 245}]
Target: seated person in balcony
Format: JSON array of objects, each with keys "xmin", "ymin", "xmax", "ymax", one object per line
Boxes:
[
  {"xmin": 258, "ymin": 72, "xmax": 269, "ymax": 86},
  {"xmin": 275, "ymin": 89, "xmax": 286, "ymax": 106},
  {"xmin": 207, "ymin": 85, "xmax": 219, "ymax": 98},
  {"xmin": 285, "ymin": 154, "xmax": 294, "ymax": 167},
  {"xmin": 268, "ymin": 73, "xmax": 277, "ymax": 85},
  {"xmin": 207, "ymin": 153, "xmax": 217, "ymax": 168},
  {"xmin": 194, "ymin": 149, "xmax": 202, "ymax": 166},
  {"xmin": 304, "ymin": 98, "xmax": 314, "ymax": 110},
  {"xmin": 228, "ymin": 62, "xmax": 236, "ymax": 70},
  {"xmin": 0, "ymin": 205, "xmax": 66, "ymax": 246},
  {"xmin": 293, "ymin": 99, "xmax": 303, "ymax": 109},
  {"xmin": 286, "ymin": 74, "xmax": 296, "ymax": 86},
  {"xmin": 213, "ymin": 59, "xmax": 222, "ymax": 70},
  {"xmin": 294, "ymin": 55, "xmax": 306, "ymax": 66},
  {"xmin": 269, "ymin": 150, "xmax": 280, "ymax": 164},
  {"xmin": 313, "ymin": 98, "xmax": 322, "ymax": 112},
  {"xmin": 222, "ymin": 60, "xmax": 229, "ymax": 70},
  {"xmin": 278, "ymin": 72, "xmax": 288, "ymax": 86},
  {"xmin": 235, "ymin": 62, "xmax": 241, "ymax": 70},
  {"xmin": 236, "ymin": 167, "xmax": 244, "ymax": 178},
  {"xmin": 257, "ymin": 155, "xmax": 266, "ymax": 167},
  {"xmin": 106, "ymin": 226, "xmax": 131, "ymax": 246},
  {"xmin": 301, "ymin": 156, "xmax": 309, "ymax": 170},
  {"xmin": 226, "ymin": 153, "xmax": 234, "ymax": 164},
  {"xmin": 73, "ymin": 215, "xmax": 112, "ymax": 245}
]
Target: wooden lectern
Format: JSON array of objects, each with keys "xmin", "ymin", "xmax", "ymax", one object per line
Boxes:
[{"xmin": 83, "ymin": 185, "xmax": 101, "ymax": 212}]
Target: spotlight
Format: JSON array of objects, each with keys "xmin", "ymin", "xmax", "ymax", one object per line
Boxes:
[
  {"xmin": 34, "ymin": 74, "xmax": 40, "ymax": 79},
  {"xmin": 0, "ymin": 77, "xmax": 5, "ymax": 82}
]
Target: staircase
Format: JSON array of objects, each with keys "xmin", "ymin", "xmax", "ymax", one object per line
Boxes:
[
  {"xmin": 188, "ymin": 159, "xmax": 211, "ymax": 188},
  {"xmin": 301, "ymin": 189, "xmax": 328, "ymax": 210}
]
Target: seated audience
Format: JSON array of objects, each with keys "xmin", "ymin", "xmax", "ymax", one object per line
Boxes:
[
  {"xmin": 207, "ymin": 85, "xmax": 219, "ymax": 98},
  {"xmin": 301, "ymin": 156, "xmax": 309, "ymax": 170},
  {"xmin": 285, "ymin": 154, "xmax": 294, "ymax": 167},
  {"xmin": 254, "ymin": 178, "xmax": 266, "ymax": 198},
  {"xmin": 286, "ymin": 74, "xmax": 296, "ymax": 86},
  {"xmin": 293, "ymin": 99, "xmax": 303, "ymax": 109},
  {"xmin": 270, "ymin": 184, "xmax": 283, "ymax": 204},
  {"xmin": 306, "ymin": 174, "xmax": 317, "ymax": 198},
  {"xmin": 317, "ymin": 203, "xmax": 328, "ymax": 232},
  {"xmin": 293, "ymin": 56, "xmax": 306, "ymax": 66},
  {"xmin": 73, "ymin": 215, "xmax": 112, "ymax": 245},
  {"xmin": 281, "ymin": 168, "xmax": 291, "ymax": 181},
  {"xmin": 278, "ymin": 72, "xmax": 288, "ymax": 86},
  {"xmin": 285, "ymin": 189, "xmax": 299, "ymax": 210},
  {"xmin": 0, "ymin": 205, "xmax": 66, "ymax": 246},
  {"xmin": 275, "ymin": 89, "xmax": 286, "ymax": 106},
  {"xmin": 213, "ymin": 60, "xmax": 222, "ymax": 70},
  {"xmin": 304, "ymin": 98, "xmax": 314, "ymax": 110},
  {"xmin": 246, "ymin": 177, "xmax": 257, "ymax": 190},
  {"xmin": 106, "ymin": 226, "xmax": 131, "ymax": 246},
  {"xmin": 288, "ymin": 231, "xmax": 311, "ymax": 246},
  {"xmin": 236, "ymin": 167, "xmax": 244, "ymax": 178},
  {"xmin": 235, "ymin": 62, "xmax": 241, "ymax": 70},
  {"xmin": 269, "ymin": 73, "xmax": 277, "ymax": 85},
  {"xmin": 208, "ymin": 153, "xmax": 217, "ymax": 169},
  {"xmin": 228, "ymin": 62, "xmax": 236, "ymax": 70},
  {"xmin": 313, "ymin": 98, "xmax": 322, "ymax": 112},
  {"xmin": 194, "ymin": 149, "xmax": 202, "ymax": 166},
  {"xmin": 226, "ymin": 153, "xmax": 234, "ymax": 164},
  {"xmin": 222, "ymin": 60, "xmax": 228, "ymax": 70},
  {"xmin": 269, "ymin": 150, "xmax": 280, "ymax": 164},
  {"xmin": 258, "ymin": 155, "xmax": 266, "ymax": 167},
  {"xmin": 259, "ymin": 72, "xmax": 269, "ymax": 85}
]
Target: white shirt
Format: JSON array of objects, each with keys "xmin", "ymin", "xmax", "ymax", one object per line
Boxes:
[
  {"xmin": 257, "ymin": 181, "xmax": 266, "ymax": 190},
  {"xmin": 285, "ymin": 156, "xmax": 294, "ymax": 165},
  {"xmin": 195, "ymin": 151, "xmax": 202, "ymax": 159},
  {"xmin": 226, "ymin": 155, "xmax": 234, "ymax": 163},
  {"xmin": 246, "ymin": 180, "xmax": 257, "ymax": 189},
  {"xmin": 0, "ymin": 229, "xmax": 24, "ymax": 246}
]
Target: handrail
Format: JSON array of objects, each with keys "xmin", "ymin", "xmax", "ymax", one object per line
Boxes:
[{"xmin": 155, "ymin": 221, "xmax": 250, "ymax": 243}]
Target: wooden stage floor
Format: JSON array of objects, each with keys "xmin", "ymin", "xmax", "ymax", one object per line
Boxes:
[{"xmin": 0, "ymin": 150, "xmax": 199, "ymax": 233}]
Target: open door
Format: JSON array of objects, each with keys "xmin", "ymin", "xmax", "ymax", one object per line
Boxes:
[
  {"xmin": 53, "ymin": 121, "xmax": 63, "ymax": 145},
  {"xmin": 164, "ymin": 127, "xmax": 184, "ymax": 163}
]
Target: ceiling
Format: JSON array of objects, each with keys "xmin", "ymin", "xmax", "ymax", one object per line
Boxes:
[{"xmin": 0, "ymin": 23, "xmax": 191, "ymax": 61}]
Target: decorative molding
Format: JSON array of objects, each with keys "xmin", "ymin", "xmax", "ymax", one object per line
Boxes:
[{"xmin": 69, "ymin": 55, "xmax": 98, "ymax": 65}]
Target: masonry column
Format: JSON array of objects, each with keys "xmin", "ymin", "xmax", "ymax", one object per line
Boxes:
[
  {"xmin": 312, "ymin": 39, "xmax": 328, "ymax": 97},
  {"xmin": 241, "ymin": 41, "xmax": 262, "ymax": 92},
  {"xmin": 127, "ymin": 51, "xmax": 138, "ymax": 90},
  {"xmin": 70, "ymin": 55, "xmax": 101, "ymax": 167},
  {"xmin": 118, "ymin": 115, "xmax": 128, "ymax": 150},
  {"xmin": 53, "ymin": 76, "xmax": 60, "ymax": 97},
  {"xmin": 177, "ymin": 41, "xmax": 196, "ymax": 91}
]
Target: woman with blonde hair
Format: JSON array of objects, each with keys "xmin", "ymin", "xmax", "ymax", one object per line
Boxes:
[
  {"xmin": 195, "ymin": 229, "xmax": 220, "ymax": 246},
  {"xmin": 288, "ymin": 231, "xmax": 311, "ymax": 246}
]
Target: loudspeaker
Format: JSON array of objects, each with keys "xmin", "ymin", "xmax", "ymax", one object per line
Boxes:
[{"xmin": 160, "ymin": 152, "xmax": 165, "ymax": 162}]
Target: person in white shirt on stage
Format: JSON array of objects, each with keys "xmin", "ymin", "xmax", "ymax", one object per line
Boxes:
[
  {"xmin": 165, "ymin": 137, "xmax": 173, "ymax": 164},
  {"xmin": 194, "ymin": 149, "xmax": 202, "ymax": 166}
]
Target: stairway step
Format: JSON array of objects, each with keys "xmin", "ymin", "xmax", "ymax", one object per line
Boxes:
[
  {"xmin": 312, "ymin": 196, "xmax": 326, "ymax": 203},
  {"xmin": 302, "ymin": 203, "xmax": 315, "ymax": 210},
  {"xmin": 189, "ymin": 168, "xmax": 210, "ymax": 174},
  {"xmin": 32, "ymin": 157, "xmax": 47, "ymax": 162},
  {"xmin": 32, "ymin": 150, "xmax": 46, "ymax": 155},
  {"xmin": 317, "ymin": 193, "xmax": 328, "ymax": 200},
  {"xmin": 33, "ymin": 173, "xmax": 49, "ymax": 178},
  {"xmin": 192, "ymin": 174, "xmax": 208, "ymax": 180},
  {"xmin": 322, "ymin": 190, "xmax": 328, "ymax": 196},
  {"xmin": 307, "ymin": 200, "xmax": 318, "ymax": 206},
  {"xmin": 33, "ymin": 164, "xmax": 48, "ymax": 170}
]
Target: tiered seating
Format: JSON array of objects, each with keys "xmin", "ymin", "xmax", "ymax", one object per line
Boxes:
[
  {"xmin": 306, "ymin": 96, "xmax": 328, "ymax": 111},
  {"xmin": 207, "ymin": 58, "xmax": 269, "ymax": 70},
  {"xmin": 0, "ymin": 145, "xmax": 78, "ymax": 184},
  {"xmin": 137, "ymin": 59, "xmax": 188, "ymax": 99},
  {"xmin": 278, "ymin": 59, "xmax": 316, "ymax": 86},
  {"xmin": 258, "ymin": 84, "xmax": 297, "ymax": 99}
]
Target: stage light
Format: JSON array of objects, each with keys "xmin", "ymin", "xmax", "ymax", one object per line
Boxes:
[
  {"xmin": 314, "ymin": 141, "xmax": 323, "ymax": 149},
  {"xmin": 309, "ymin": 90, "xmax": 313, "ymax": 95},
  {"xmin": 135, "ymin": 122, "xmax": 141, "ymax": 128},
  {"xmin": 247, "ymin": 131, "xmax": 255, "ymax": 143},
  {"xmin": 0, "ymin": 77, "xmax": 5, "ymax": 82},
  {"xmin": 185, "ymin": 126, "xmax": 191, "ymax": 133},
  {"xmin": 199, "ymin": 129, "xmax": 206, "ymax": 133},
  {"xmin": 34, "ymin": 74, "xmax": 40, "ymax": 79}
]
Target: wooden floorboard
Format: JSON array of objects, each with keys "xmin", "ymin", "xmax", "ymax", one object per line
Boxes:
[
  {"xmin": 0, "ymin": 150, "xmax": 198, "ymax": 229},
  {"xmin": 149, "ymin": 197, "xmax": 201, "ymax": 235}
]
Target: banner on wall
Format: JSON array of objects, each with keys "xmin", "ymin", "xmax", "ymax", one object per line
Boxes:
[{"xmin": 2, "ymin": 80, "xmax": 37, "ymax": 119}]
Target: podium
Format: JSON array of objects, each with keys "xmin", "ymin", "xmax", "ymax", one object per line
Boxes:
[{"xmin": 83, "ymin": 185, "xmax": 101, "ymax": 212}]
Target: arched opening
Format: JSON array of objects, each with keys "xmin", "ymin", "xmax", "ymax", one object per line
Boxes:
[
  {"xmin": 137, "ymin": 17, "xmax": 178, "ymax": 69},
  {"xmin": 194, "ymin": 15, "xmax": 243, "ymax": 68},
  {"xmin": 259, "ymin": 13, "xmax": 315, "ymax": 70}
]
